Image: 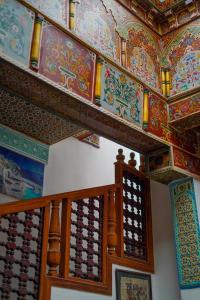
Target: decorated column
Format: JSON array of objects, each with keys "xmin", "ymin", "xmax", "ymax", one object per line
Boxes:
[
  {"xmin": 69, "ymin": 0, "xmax": 75, "ymax": 30},
  {"xmin": 95, "ymin": 57, "xmax": 103, "ymax": 106},
  {"xmin": 30, "ymin": 15, "xmax": 43, "ymax": 70},
  {"xmin": 165, "ymin": 68, "xmax": 171, "ymax": 97},
  {"xmin": 143, "ymin": 89, "xmax": 149, "ymax": 130},
  {"xmin": 161, "ymin": 68, "xmax": 166, "ymax": 96},
  {"xmin": 169, "ymin": 178, "xmax": 200, "ymax": 293}
]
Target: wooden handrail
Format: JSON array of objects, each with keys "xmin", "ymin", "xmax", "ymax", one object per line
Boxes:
[
  {"xmin": 0, "ymin": 183, "xmax": 118, "ymax": 216},
  {"xmin": 0, "ymin": 161, "xmax": 153, "ymax": 299}
]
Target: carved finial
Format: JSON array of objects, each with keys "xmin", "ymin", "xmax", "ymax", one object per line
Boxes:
[
  {"xmin": 116, "ymin": 149, "xmax": 125, "ymax": 163},
  {"xmin": 128, "ymin": 152, "xmax": 137, "ymax": 169},
  {"xmin": 139, "ymin": 155, "xmax": 145, "ymax": 173}
]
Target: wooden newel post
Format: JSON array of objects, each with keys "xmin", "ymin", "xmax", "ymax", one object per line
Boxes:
[
  {"xmin": 107, "ymin": 189, "xmax": 117, "ymax": 256},
  {"xmin": 47, "ymin": 200, "xmax": 61, "ymax": 276}
]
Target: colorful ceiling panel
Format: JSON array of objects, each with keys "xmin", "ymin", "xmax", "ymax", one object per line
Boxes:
[{"xmin": 146, "ymin": 0, "xmax": 183, "ymax": 12}]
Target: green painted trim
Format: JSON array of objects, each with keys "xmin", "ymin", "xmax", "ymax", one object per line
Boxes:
[{"xmin": 0, "ymin": 125, "xmax": 49, "ymax": 164}]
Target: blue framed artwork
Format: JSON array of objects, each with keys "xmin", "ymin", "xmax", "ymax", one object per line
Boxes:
[{"xmin": 0, "ymin": 145, "xmax": 44, "ymax": 200}]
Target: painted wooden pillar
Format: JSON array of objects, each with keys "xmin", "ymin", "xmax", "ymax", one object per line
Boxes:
[
  {"xmin": 30, "ymin": 15, "xmax": 43, "ymax": 70},
  {"xmin": 95, "ymin": 58, "xmax": 103, "ymax": 106},
  {"xmin": 69, "ymin": 0, "xmax": 75, "ymax": 30},
  {"xmin": 143, "ymin": 89, "xmax": 149, "ymax": 130},
  {"xmin": 161, "ymin": 68, "xmax": 166, "ymax": 96},
  {"xmin": 165, "ymin": 68, "xmax": 171, "ymax": 97},
  {"xmin": 121, "ymin": 38, "xmax": 127, "ymax": 67}
]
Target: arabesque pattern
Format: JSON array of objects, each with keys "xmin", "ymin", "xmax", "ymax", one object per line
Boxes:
[{"xmin": 39, "ymin": 23, "xmax": 96, "ymax": 101}]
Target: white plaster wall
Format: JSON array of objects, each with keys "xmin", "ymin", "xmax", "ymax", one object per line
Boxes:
[
  {"xmin": 44, "ymin": 137, "xmax": 137, "ymax": 195},
  {"xmin": 43, "ymin": 137, "xmax": 180, "ymax": 300},
  {"xmin": 150, "ymin": 180, "xmax": 181, "ymax": 300}
]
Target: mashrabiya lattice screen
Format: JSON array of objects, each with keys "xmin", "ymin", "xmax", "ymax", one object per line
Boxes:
[
  {"xmin": 69, "ymin": 196, "xmax": 104, "ymax": 281},
  {"xmin": 122, "ymin": 170, "xmax": 147, "ymax": 260},
  {"xmin": 0, "ymin": 208, "xmax": 44, "ymax": 300}
]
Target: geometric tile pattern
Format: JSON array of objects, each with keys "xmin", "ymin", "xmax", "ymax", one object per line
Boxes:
[
  {"xmin": 170, "ymin": 178, "xmax": 200, "ymax": 289},
  {"xmin": 0, "ymin": 86, "xmax": 83, "ymax": 146}
]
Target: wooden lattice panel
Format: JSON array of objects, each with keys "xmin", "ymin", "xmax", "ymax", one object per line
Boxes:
[
  {"xmin": 0, "ymin": 209, "xmax": 44, "ymax": 299},
  {"xmin": 70, "ymin": 196, "xmax": 104, "ymax": 282},
  {"xmin": 123, "ymin": 171, "xmax": 147, "ymax": 260}
]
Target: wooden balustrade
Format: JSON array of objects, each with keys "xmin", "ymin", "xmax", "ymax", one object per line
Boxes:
[
  {"xmin": 114, "ymin": 149, "xmax": 154, "ymax": 272},
  {"xmin": 0, "ymin": 154, "xmax": 153, "ymax": 298}
]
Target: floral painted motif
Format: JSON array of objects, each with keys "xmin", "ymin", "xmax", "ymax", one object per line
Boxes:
[
  {"xmin": 169, "ymin": 94, "xmax": 200, "ymax": 121},
  {"xmin": 25, "ymin": 0, "xmax": 68, "ymax": 27},
  {"xmin": 74, "ymin": 130, "xmax": 100, "ymax": 148},
  {"xmin": 75, "ymin": 0, "xmax": 120, "ymax": 62},
  {"xmin": 148, "ymin": 94, "xmax": 168, "ymax": 137},
  {"xmin": 100, "ymin": 62, "xmax": 143, "ymax": 126},
  {"xmin": 165, "ymin": 24, "xmax": 200, "ymax": 95},
  {"xmin": 148, "ymin": 94, "xmax": 197, "ymax": 154},
  {"xmin": 0, "ymin": 0, "xmax": 34, "ymax": 66},
  {"xmin": 170, "ymin": 178, "xmax": 200, "ymax": 289},
  {"xmin": 39, "ymin": 24, "xmax": 96, "ymax": 101},
  {"xmin": 173, "ymin": 147, "xmax": 200, "ymax": 176},
  {"xmin": 126, "ymin": 27, "xmax": 161, "ymax": 91}
]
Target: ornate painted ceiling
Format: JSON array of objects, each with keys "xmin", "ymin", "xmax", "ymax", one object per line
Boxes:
[
  {"xmin": 119, "ymin": 0, "xmax": 200, "ymax": 34},
  {"xmin": 144, "ymin": 0, "xmax": 184, "ymax": 12}
]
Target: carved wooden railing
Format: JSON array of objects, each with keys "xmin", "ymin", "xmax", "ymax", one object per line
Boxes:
[
  {"xmin": 114, "ymin": 150, "xmax": 154, "ymax": 271},
  {"xmin": 0, "ymin": 151, "xmax": 153, "ymax": 299}
]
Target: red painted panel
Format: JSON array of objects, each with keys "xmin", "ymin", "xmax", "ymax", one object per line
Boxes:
[{"xmin": 39, "ymin": 24, "xmax": 96, "ymax": 101}]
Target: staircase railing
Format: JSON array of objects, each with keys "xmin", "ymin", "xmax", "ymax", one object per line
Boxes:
[{"xmin": 0, "ymin": 150, "xmax": 153, "ymax": 299}]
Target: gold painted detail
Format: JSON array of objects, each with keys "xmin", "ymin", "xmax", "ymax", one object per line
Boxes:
[
  {"xmin": 143, "ymin": 89, "xmax": 149, "ymax": 129},
  {"xmin": 30, "ymin": 15, "xmax": 43, "ymax": 70},
  {"xmin": 95, "ymin": 58, "xmax": 103, "ymax": 105},
  {"xmin": 69, "ymin": 0, "xmax": 75, "ymax": 30},
  {"xmin": 161, "ymin": 68, "xmax": 171, "ymax": 97}
]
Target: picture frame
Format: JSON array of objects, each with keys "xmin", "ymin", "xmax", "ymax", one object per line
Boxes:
[{"xmin": 116, "ymin": 269, "xmax": 152, "ymax": 300}]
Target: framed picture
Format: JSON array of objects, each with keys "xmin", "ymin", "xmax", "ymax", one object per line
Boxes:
[{"xmin": 116, "ymin": 270, "xmax": 152, "ymax": 300}]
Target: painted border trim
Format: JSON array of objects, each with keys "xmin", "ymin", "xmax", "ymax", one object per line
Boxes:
[{"xmin": 0, "ymin": 124, "xmax": 49, "ymax": 164}]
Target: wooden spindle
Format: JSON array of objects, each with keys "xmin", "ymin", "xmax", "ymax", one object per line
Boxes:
[
  {"xmin": 47, "ymin": 200, "xmax": 61, "ymax": 276},
  {"xmin": 128, "ymin": 152, "xmax": 137, "ymax": 169},
  {"xmin": 107, "ymin": 189, "xmax": 117, "ymax": 256}
]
